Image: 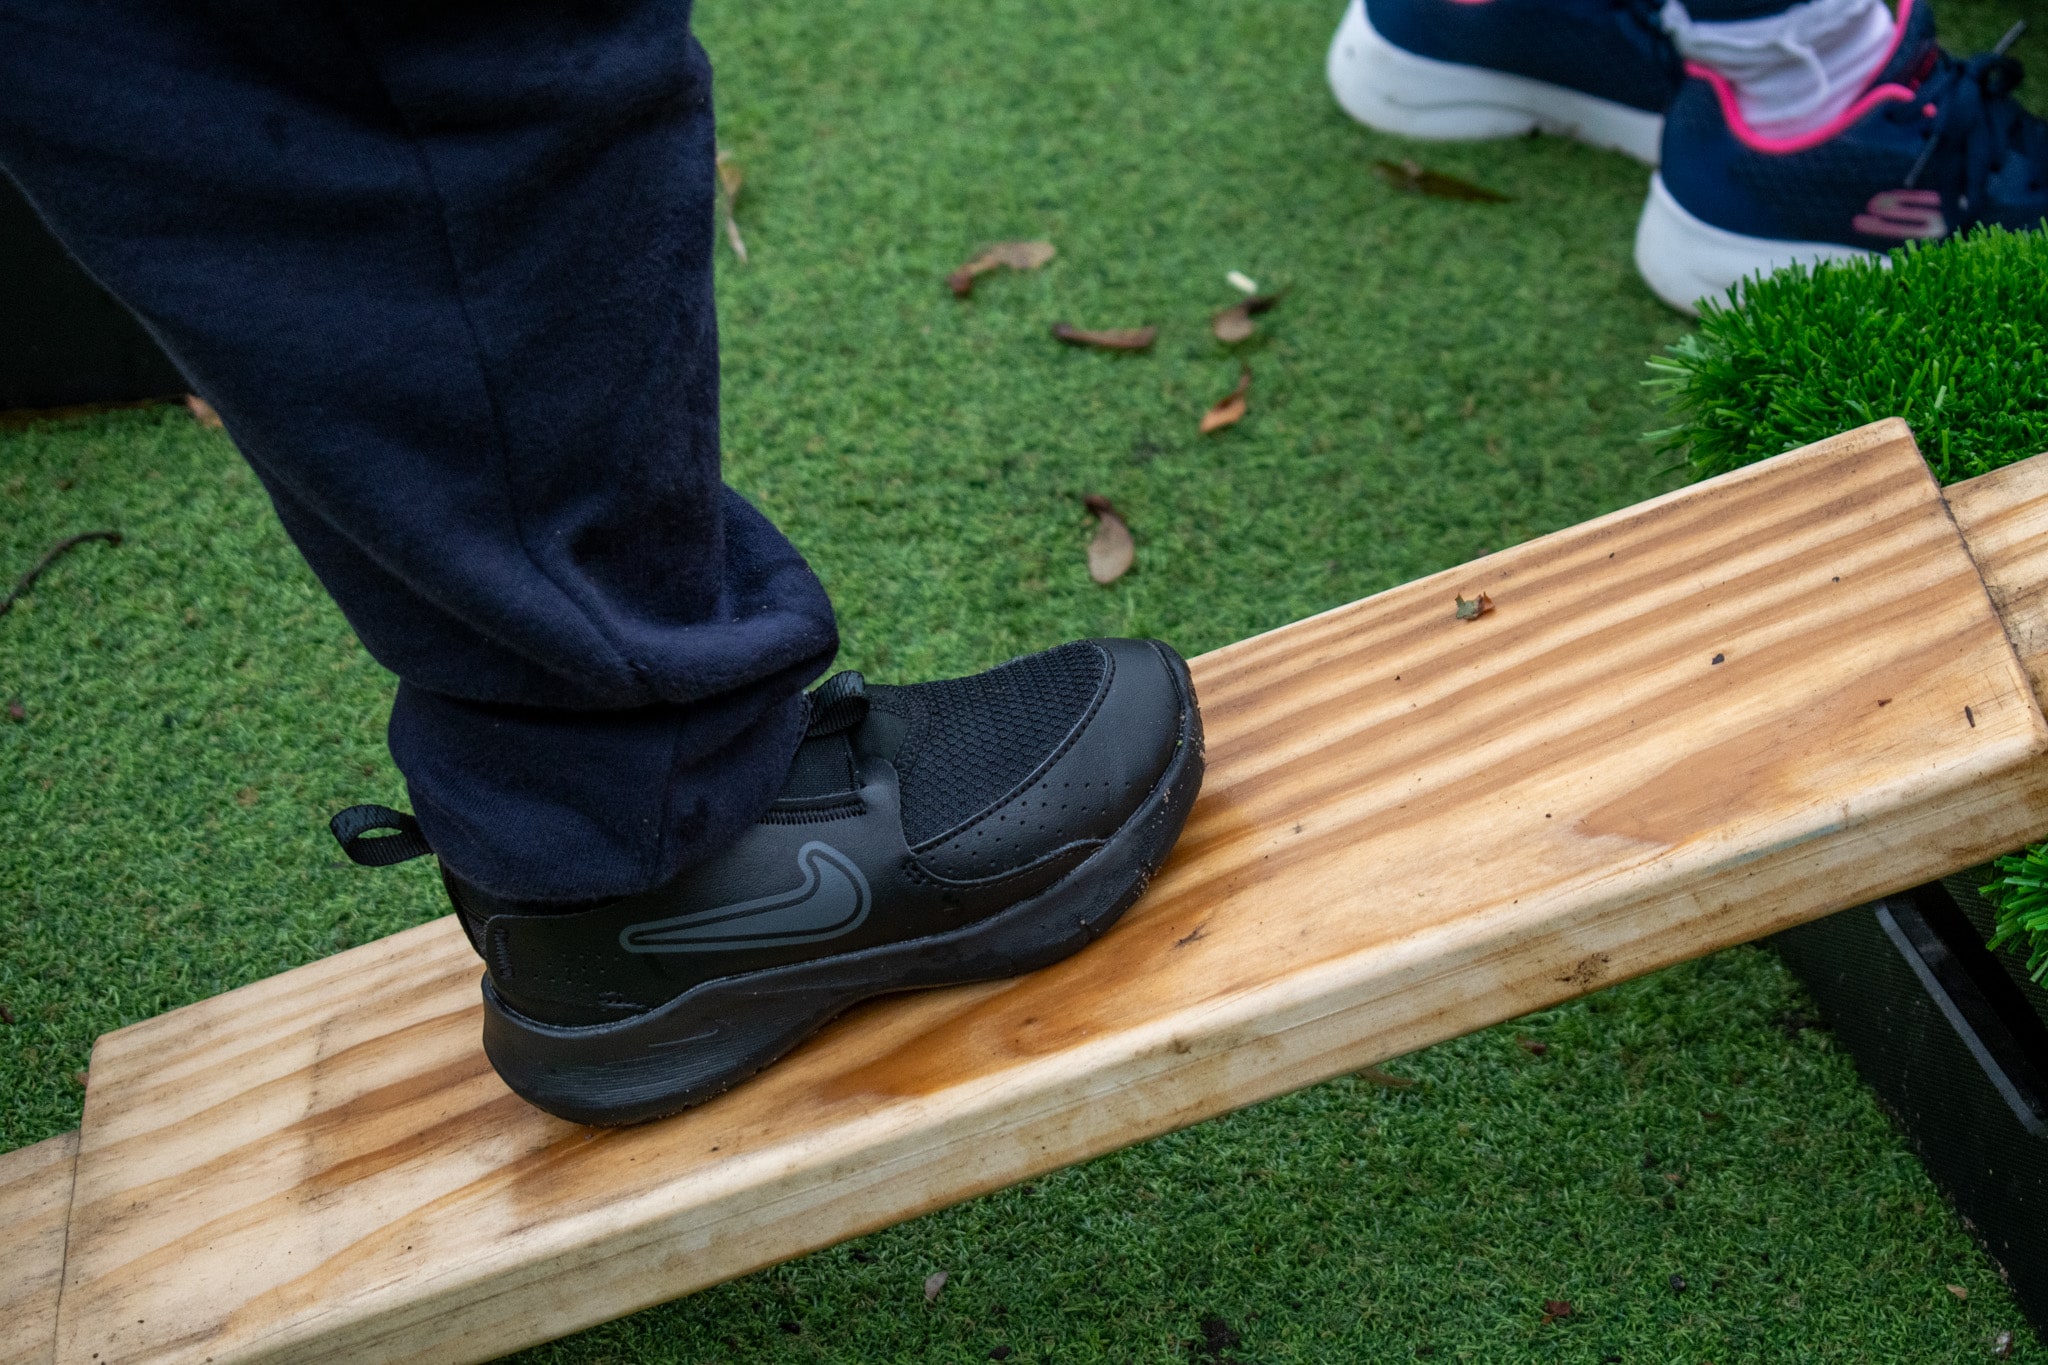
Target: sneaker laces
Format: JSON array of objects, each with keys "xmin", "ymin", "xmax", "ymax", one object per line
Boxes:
[{"xmin": 1906, "ymin": 23, "xmax": 2048, "ymax": 219}]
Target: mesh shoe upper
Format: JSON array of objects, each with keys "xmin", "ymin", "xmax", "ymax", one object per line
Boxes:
[
  {"xmin": 1366, "ymin": 0, "xmax": 1684, "ymax": 114},
  {"xmin": 1661, "ymin": 0, "xmax": 2048, "ymax": 246},
  {"xmin": 868, "ymin": 641, "xmax": 1108, "ymax": 848}
]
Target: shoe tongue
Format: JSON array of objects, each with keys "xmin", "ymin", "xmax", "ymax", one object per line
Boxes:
[{"xmin": 1873, "ymin": 0, "xmax": 1942, "ymax": 92}]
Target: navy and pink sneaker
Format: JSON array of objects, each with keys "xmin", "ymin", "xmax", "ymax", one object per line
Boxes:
[
  {"xmin": 1636, "ymin": 0, "xmax": 2048, "ymax": 311},
  {"xmin": 1326, "ymin": 0, "xmax": 1683, "ymax": 165}
]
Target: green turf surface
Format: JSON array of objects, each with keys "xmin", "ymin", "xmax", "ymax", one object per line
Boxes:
[
  {"xmin": 1652, "ymin": 227, "xmax": 2048, "ymax": 487},
  {"xmin": 4, "ymin": 0, "xmax": 2044, "ymax": 1358}
]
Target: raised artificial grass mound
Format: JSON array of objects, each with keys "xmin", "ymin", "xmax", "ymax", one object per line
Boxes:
[
  {"xmin": 1651, "ymin": 225, "xmax": 2048, "ymax": 486},
  {"xmin": 1651, "ymin": 225, "xmax": 2048, "ymax": 981}
]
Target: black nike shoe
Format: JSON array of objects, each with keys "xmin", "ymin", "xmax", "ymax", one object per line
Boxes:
[{"xmin": 332, "ymin": 638, "xmax": 1203, "ymax": 1125}]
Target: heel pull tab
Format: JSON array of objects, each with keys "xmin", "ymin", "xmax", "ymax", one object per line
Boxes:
[
  {"xmin": 330, "ymin": 804, "xmax": 434, "ymax": 866},
  {"xmin": 805, "ymin": 671, "xmax": 869, "ymax": 737}
]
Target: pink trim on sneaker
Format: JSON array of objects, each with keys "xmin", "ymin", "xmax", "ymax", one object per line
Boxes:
[{"xmin": 1689, "ymin": 0, "xmax": 1920, "ymax": 154}]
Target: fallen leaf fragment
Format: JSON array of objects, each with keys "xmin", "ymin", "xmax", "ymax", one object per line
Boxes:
[
  {"xmin": 72, "ymin": 1069, "xmax": 89, "ymax": 1089},
  {"xmin": 1541, "ymin": 1299, "xmax": 1573, "ymax": 1323},
  {"xmin": 1211, "ymin": 291, "xmax": 1284, "ymax": 344},
  {"xmin": 1373, "ymin": 158, "xmax": 1510, "ymax": 203},
  {"xmin": 186, "ymin": 394, "xmax": 223, "ymax": 429},
  {"xmin": 1358, "ymin": 1065, "xmax": 1415, "ymax": 1088},
  {"xmin": 5, "ymin": 700, "xmax": 23, "ymax": 723},
  {"xmin": 715, "ymin": 148, "xmax": 748, "ymax": 264},
  {"xmin": 1227, "ymin": 270, "xmax": 1259, "ymax": 294},
  {"xmin": 1517, "ymin": 1037, "xmax": 1549, "ymax": 1057},
  {"xmin": 947, "ymin": 240, "xmax": 1056, "ymax": 297},
  {"xmin": 1948, "ymin": 1285, "xmax": 1970, "ymax": 1300},
  {"xmin": 1200, "ymin": 367, "xmax": 1251, "ymax": 434},
  {"xmin": 1454, "ymin": 592, "xmax": 1494, "ymax": 621},
  {"xmin": 1051, "ymin": 322, "xmax": 1157, "ymax": 351},
  {"xmin": 924, "ymin": 1270, "xmax": 949, "ymax": 1303},
  {"xmin": 1084, "ymin": 494, "xmax": 1135, "ymax": 585}
]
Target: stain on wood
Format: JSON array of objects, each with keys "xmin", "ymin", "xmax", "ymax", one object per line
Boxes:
[{"xmin": 44, "ymin": 420, "xmax": 2048, "ymax": 1365}]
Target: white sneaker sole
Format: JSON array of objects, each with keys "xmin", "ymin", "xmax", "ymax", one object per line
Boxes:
[
  {"xmin": 1632, "ymin": 171, "xmax": 1879, "ymax": 315},
  {"xmin": 1325, "ymin": 0, "xmax": 1664, "ymax": 165}
]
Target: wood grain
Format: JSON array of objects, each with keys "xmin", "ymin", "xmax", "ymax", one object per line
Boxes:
[
  {"xmin": 0, "ymin": 1132, "xmax": 79, "ymax": 1365},
  {"xmin": 51, "ymin": 419, "xmax": 2048, "ymax": 1365},
  {"xmin": 1948, "ymin": 452, "xmax": 2048, "ymax": 698}
]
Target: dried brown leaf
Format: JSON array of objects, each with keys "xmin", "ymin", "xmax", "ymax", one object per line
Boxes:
[
  {"xmin": 1541, "ymin": 1299, "xmax": 1573, "ymax": 1322},
  {"xmin": 1516, "ymin": 1037, "xmax": 1548, "ymax": 1056},
  {"xmin": 1373, "ymin": 158, "xmax": 1510, "ymax": 204},
  {"xmin": 989, "ymin": 240, "xmax": 1055, "ymax": 270},
  {"xmin": 924, "ymin": 1270, "xmax": 949, "ymax": 1303},
  {"xmin": 1454, "ymin": 592, "xmax": 1495, "ymax": 621},
  {"xmin": 1084, "ymin": 494, "xmax": 1135, "ymax": 585},
  {"xmin": 1200, "ymin": 367, "xmax": 1251, "ymax": 434},
  {"xmin": 186, "ymin": 394, "xmax": 223, "ymax": 429},
  {"xmin": 947, "ymin": 240, "xmax": 1056, "ymax": 297},
  {"xmin": 1947, "ymin": 1285, "xmax": 1969, "ymax": 1300},
  {"xmin": 1357, "ymin": 1065, "xmax": 1414, "ymax": 1089},
  {"xmin": 1211, "ymin": 292, "xmax": 1284, "ymax": 344},
  {"xmin": 716, "ymin": 149, "xmax": 744, "ymax": 203},
  {"xmin": 715, "ymin": 149, "xmax": 749, "ymax": 264},
  {"xmin": 1212, "ymin": 308, "xmax": 1256, "ymax": 344},
  {"xmin": 1051, "ymin": 323, "xmax": 1157, "ymax": 351}
]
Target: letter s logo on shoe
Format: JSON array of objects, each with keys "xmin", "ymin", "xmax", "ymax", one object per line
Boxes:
[
  {"xmin": 1852, "ymin": 189, "xmax": 1947, "ymax": 240},
  {"xmin": 620, "ymin": 842, "xmax": 872, "ymax": 953}
]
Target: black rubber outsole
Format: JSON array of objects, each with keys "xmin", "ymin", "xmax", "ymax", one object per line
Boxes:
[{"xmin": 482, "ymin": 645, "xmax": 1207, "ymax": 1126}]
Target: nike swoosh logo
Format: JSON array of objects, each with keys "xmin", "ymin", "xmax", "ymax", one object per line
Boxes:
[{"xmin": 618, "ymin": 841, "xmax": 872, "ymax": 954}]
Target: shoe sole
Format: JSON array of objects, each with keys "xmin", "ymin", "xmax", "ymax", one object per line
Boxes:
[
  {"xmin": 1325, "ymin": 0, "xmax": 1664, "ymax": 166},
  {"xmin": 481, "ymin": 642, "xmax": 1208, "ymax": 1126},
  {"xmin": 1633, "ymin": 171, "xmax": 1879, "ymax": 315}
]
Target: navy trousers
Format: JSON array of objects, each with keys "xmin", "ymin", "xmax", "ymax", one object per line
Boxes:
[{"xmin": 0, "ymin": 1, "xmax": 839, "ymax": 902}]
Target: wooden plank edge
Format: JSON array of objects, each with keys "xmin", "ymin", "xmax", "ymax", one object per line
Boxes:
[
  {"xmin": 0, "ymin": 1131, "xmax": 80, "ymax": 1365},
  {"xmin": 1948, "ymin": 452, "xmax": 2048, "ymax": 704}
]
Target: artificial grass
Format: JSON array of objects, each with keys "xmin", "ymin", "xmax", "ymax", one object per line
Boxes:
[
  {"xmin": 1650, "ymin": 225, "xmax": 2048, "ymax": 990},
  {"xmin": 2, "ymin": 0, "xmax": 2043, "ymax": 1359},
  {"xmin": 1650, "ymin": 228, "xmax": 2048, "ymax": 486}
]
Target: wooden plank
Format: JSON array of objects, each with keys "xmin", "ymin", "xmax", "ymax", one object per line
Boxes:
[
  {"xmin": 1948, "ymin": 452, "xmax": 2048, "ymax": 698},
  {"xmin": 52, "ymin": 419, "xmax": 2048, "ymax": 1365},
  {"xmin": 0, "ymin": 1132, "xmax": 79, "ymax": 1365}
]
